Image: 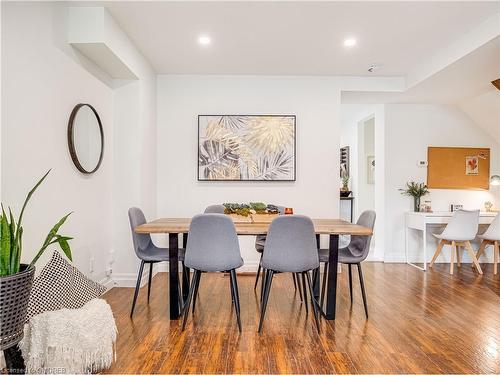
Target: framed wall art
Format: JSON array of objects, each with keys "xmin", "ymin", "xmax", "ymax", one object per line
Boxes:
[{"xmin": 198, "ymin": 115, "xmax": 296, "ymax": 181}]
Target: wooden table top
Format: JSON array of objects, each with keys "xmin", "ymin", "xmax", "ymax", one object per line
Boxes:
[{"xmin": 135, "ymin": 218, "xmax": 373, "ymax": 236}]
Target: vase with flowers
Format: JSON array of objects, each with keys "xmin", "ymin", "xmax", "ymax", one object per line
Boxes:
[{"xmin": 399, "ymin": 181, "xmax": 429, "ymax": 212}]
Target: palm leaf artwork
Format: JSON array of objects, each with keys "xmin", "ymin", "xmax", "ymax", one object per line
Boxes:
[
  {"xmin": 243, "ymin": 116, "xmax": 294, "ymax": 156},
  {"xmin": 198, "ymin": 115, "xmax": 295, "ymax": 181},
  {"xmin": 254, "ymin": 150, "xmax": 294, "ymax": 180},
  {"xmin": 199, "ymin": 140, "xmax": 240, "ymax": 179},
  {"xmin": 215, "ymin": 116, "xmax": 250, "ymax": 131}
]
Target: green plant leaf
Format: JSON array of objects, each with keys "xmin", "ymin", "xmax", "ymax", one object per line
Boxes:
[
  {"xmin": 29, "ymin": 212, "xmax": 72, "ymax": 269},
  {"xmin": 0, "ymin": 213, "xmax": 10, "ymax": 276},
  {"xmin": 8, "ymin": 207, "xmax": 17, "ymax": 274},
  {"xmin": 56, "ymin": 237, "xmax": 72, "ymax": 261},
  {"xmin": 42, "ymin": 212, "xmax": 72, "ymax": 247}
]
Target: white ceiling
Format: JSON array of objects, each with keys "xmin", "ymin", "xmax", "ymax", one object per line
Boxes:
[
  {"xmin": 341, "ymin": 36, "xmax": 500, "ymax": 104},
  {"xmin": 93, "ymin": 1, "xmax": 498, "ymax": 76}
]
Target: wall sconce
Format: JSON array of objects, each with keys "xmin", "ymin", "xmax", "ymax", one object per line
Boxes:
[{"xmin": 490, "ymin": 175, "xmax": 500, "ymax": 186}]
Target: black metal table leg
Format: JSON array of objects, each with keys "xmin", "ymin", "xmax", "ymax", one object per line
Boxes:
[
  {"xmin": 325, "ymin": 234, "xmax": 339, "ymax": 320},
  {"xmin": 169, "ymin": 233, "xmax": 180, "ymax": 319},
  {"xmin": 182, "ymin": 233, "xmax": 190, "ymax": 302},
  {"xmin": 313, "ymin": 234, "xmax": 321, "ymax": 299},
  {"xmin": 3, "ymin": 345, "xmax": 25, "ymax": 374}
]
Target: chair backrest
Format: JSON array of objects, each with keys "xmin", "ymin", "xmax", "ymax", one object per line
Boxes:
[
  {"xmin": 262, "ymin": 215, "xmax": 319, "ymax": 273},
  {"xmin": 185, "ymin": 214, "xmax": 242, "ymax": 272},
  {"xmin": 441, "ymin": 209, "xmax": 479, "ymax": 240},
  {"xmin": 484, "ymin": 213, "xmax": 500, "ymax": 239},
  {"xmin": 128, "ymin": 207, "xmax": 152, "ymax": 257},
  {"xmin": 204, "ymin": 204, "xmax": 225, "ymax": 214},
  {"xmin": 347, "ymin": 210, "xmax": 376, "ymax": 261}
]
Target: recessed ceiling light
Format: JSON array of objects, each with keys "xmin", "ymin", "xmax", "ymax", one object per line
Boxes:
[
  {"xmin": 198, "ymin": 35, "xmax": 211, "ymax": 46},
  {"xmin": 343, "ymin": 38, "xmax": 357, "ymax": 47}
]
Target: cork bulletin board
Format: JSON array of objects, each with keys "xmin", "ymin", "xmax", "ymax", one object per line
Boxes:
[{"xmin": 427, "ymin": 147, "xmax": 490, "ymax": 190}]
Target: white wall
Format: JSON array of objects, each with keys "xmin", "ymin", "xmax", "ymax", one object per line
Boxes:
[
  {"xmin": 157, "ymin": 75, "xmax": 341, "ymax": 270},
  {"xmin": 357, "ymin": 117, "xmax": 375, "ymax": 215},
  {"xmin": 1, "ymin": 2, "xmax": 114, "ymax": 281},
  {"xmin": 384, "ymin": 104, "xmax": 500, "ymax": 263},
  {"xmin": 340, "ymin": 104, "xmax": 386, "ymax": 261}
]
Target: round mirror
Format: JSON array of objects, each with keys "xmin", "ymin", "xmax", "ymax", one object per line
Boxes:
[{"xmin": 67, "ymin": 104, "xmax": 104, "ymax": 174}]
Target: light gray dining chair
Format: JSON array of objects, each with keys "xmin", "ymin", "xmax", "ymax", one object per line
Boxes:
[
  {"xmin": 204, "ymin": 204, "xmax": 225, "ymax": 214},
  {"xmin": 476, "ymin": 213, "xmax": 500, "ymax": 274},
  {"xmin": 318, "ymin": 210, "xmax": 376, "ymax": 318},
  {"xmin": 182, "ymin": 214, "xmax": 244, "ymax": 332},
  {"xmin": 254, "ymin": 206, "xmax": 288, "ymax": 291},
  {"xmin": 128, "ymin": 207, "xmax": 186, "ymax": 318},
  {"xmin": 259, "ymin": 215, "xmax": 321, "ymax": 333},
  {"xmin": 430, "ymin": 209, "xmax": 481, "ymax": 275}
]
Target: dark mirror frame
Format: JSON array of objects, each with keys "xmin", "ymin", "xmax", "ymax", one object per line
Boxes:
[{"xmin": 67, "ymin": 103, "xmax": 104, "ymax": 174}]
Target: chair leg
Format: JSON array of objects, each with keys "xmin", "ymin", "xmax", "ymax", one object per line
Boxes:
[
  {"xmin": 147, "ymin": 262, "xmax": 153, "ymax": 302},
  {"xmin": 301, "ymin": 273, "xmax": 308, "ymax": 314},
  {"xmin": 430, "ymin": 240, "xmax": 445, "ymax": 268},
  {"xmin": 456, "ymin": 246, "xmax": 461, "ymax": 267},
  {"xmin": 348, "ymin": 264, "xmax": 353, "ymax": 305},
  {"xmin": 230, "ymin": 269, "xmax": 242, "ymax": 332},
  {"xmin": 494, "ymin": 241, "xmax": 499, "ymax": 275},
  {"xmin": 320, "ymin": 262, "xmax": 328, "ymax": 309},
  {"xmin": 292, "ymin": 273, "xmax": 298, "ymax": 291},
  {"xmin": 357, "ymin": 263, "xmax": 368, "ymax": 319},
  {"xmin": 258, "ymin": 270, "xmax": 274, "ymax": 333},
  {"xmin": 130, "ymin": 260, "xmax": 145, "ymax": 318},
  {"xmin": 192, "ymin": 271, "xmax": 202, "ymax": 314},
  {"xmin": 182, "ymin": 270, "xmax": 200, "ymax": 331},
  {"xmin": 254, "ymin": 254, "xmax": 263, "ymax": 290},
  {"xmin": 297, "ymin": 273, "xmax": 303, "ymax": 302},
  {"xmin": 305, "ymin": 271, "xmax": 321, "ymax": 333},
  {"xmin": 450, "ymin": 241, "xmax": 456, "ymax": 275},
  {"xmin": 464, "ymin": 241, "xmax": 483, "ymax": 275},
  {"xmin": 474, "ymin": 241, "xmax": 487, "ymax": 267},
  {"xmin": 261, "ymin": 269, "xmax": 268, "ymax": 303}
]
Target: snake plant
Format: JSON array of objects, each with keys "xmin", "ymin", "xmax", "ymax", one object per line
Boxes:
[{"xmin": 0, "ymin": 170, "xmax": 73, "ymax": 276}]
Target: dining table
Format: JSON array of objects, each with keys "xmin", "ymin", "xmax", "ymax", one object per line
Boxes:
[{"xmin": 135, "ymin": 218, "xmax": 373, "ymax": 320}]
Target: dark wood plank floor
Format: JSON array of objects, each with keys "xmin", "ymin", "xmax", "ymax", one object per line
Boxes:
[{"xmin": 103, "ymin": 263, "xmax": 500, "ymax": 374}]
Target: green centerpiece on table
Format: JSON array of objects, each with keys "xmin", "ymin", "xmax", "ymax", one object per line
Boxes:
[
  {"xmin": 223, "ymin": 202, "xmax": 279, "ymax": 223},
  {"xmin": 399, "ymin": 181, "xmax": 429, "ymax": 212}
]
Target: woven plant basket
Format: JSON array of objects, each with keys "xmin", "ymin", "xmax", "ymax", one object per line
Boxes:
[{"xmin": 0, "ymin": 264, "xmax": 35, "ymax": 350}]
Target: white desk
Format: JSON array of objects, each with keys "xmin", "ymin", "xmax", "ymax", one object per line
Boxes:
[{"xmin": 405, "ymin": 211, "xmax": 497, "ymax": 271}]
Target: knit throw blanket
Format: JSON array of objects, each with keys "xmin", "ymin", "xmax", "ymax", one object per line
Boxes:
[{"xmin": 19, "ymin": 299, "xmax": 117, "ymax": 374}]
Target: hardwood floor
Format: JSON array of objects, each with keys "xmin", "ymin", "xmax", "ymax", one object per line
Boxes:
[{"xmin": 103, "ymin": 263, "xmax": 500, "ymax": 374}]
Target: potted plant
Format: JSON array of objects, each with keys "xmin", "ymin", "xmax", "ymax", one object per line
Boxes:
[
  {"xmin": 399, "ymin": 181, "xmax": 429, "ymax": 212},
  {"xmin": 0, "ymin": 170, "xmax": 73, "ymax": 353},
  {"xmin": 340, "ymin": 175, "xmax": 351, "ymax": 197}
]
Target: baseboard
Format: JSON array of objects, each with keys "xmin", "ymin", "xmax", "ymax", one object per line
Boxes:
[{"xmin": 99, "ymin": 276, "xmax": 115, "ymax": 293}]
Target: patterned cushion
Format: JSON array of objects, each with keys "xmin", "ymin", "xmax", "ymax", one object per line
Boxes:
[{"xmin": 26, "ymin": 251, "xmax": 106, "ymax": 321}]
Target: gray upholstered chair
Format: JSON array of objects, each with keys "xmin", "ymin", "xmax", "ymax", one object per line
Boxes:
[
  {"xmin": 204, "ymin": 204, "xmax": 225, "ymax": 214},
  {"xmin": 128, "ymin": 207, "xmax": 186, "ymax": 317},
  {"xmin": 259, "ymin": 215, "xmax": 321, "ymax": 333},
  {"xmin": 318, "ymin": 210, "xmax": 375, "ymax": 318},
  {"xmin": 182, "ymin": 214, "xmax": 244, "ymax": 331},
  {"xmin": 254, "ymin": 206, "xmax": 300, "ymax": 294}
]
